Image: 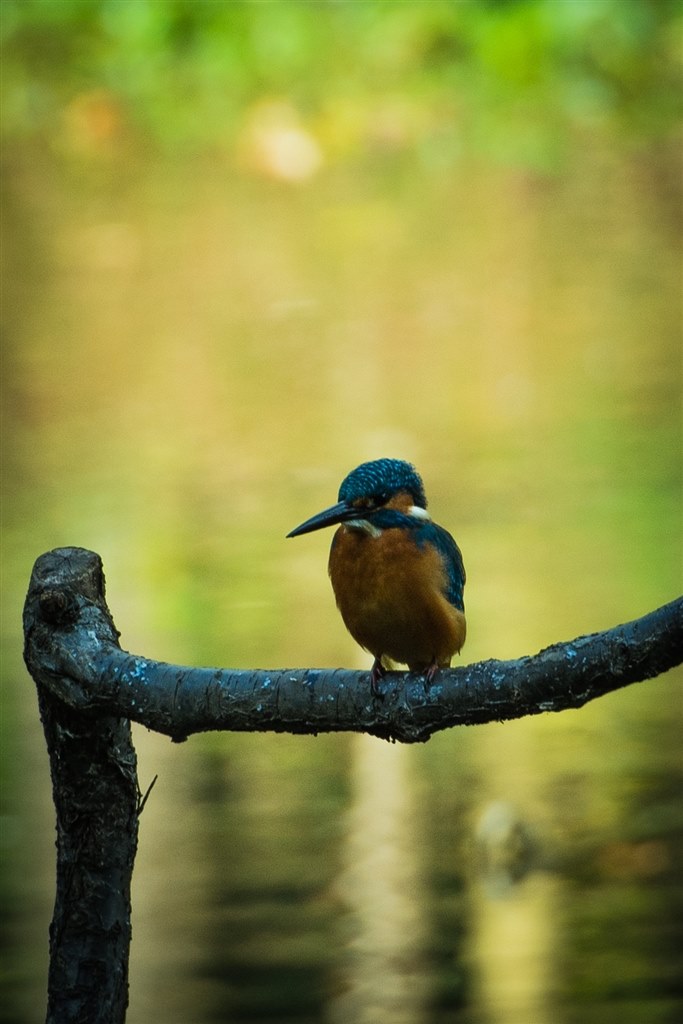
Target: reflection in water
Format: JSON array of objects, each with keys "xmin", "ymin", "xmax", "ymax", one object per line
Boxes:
[
  {"xmin": 471, "ymin": 801, "xmax": 559, "ymax": 1024},
  {"xmin": 129, "ymin": 731, "xmax": 213, "ymax": 1024},
  {"xmin": 330, "ymin": 734, "xmax": 429, "ymax": 1024},
  {"xmin": 471, "ymin": 873, "xmax": 561, "ymax": 1024}
]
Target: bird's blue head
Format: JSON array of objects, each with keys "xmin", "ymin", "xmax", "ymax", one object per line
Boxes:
[
  {"xmin": 287, "ymin": 458, "xmax": 427, "ymax": 538},
  {"xmin": 338, "ymin": 458, "xmax": 427, "ymax": 509}
]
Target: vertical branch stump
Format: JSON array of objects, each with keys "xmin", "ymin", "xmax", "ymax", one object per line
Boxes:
[{"xmin": 23, "ymin": 549, "xmax": 139, "ymax": 1024}]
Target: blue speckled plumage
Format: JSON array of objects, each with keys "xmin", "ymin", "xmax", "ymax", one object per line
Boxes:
[
  {"xmin": 287, "ymin": 458, "xmax": 466, "ymax": 691},
  {"xmin": 339, "ymin": 458, "xmax": 427, "ymax": 509}
]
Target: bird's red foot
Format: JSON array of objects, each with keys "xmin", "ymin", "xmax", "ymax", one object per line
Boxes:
[{"xmin": 370, "ymin": 657, "xmax": 386, "ymax": 697}]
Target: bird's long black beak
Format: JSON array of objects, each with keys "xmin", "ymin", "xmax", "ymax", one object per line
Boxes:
[{"xmin": 287, "ymin": 500, "xmax": 359, "ymax": 538}]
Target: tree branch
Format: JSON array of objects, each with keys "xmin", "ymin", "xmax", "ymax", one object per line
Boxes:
[
  {"xmin": 25, "ymin": 547, "xmax": 683, "ymax": 746},
  {"xmin": 21, "ymin": 547, "xmax": 683, "ymax": 1024}
]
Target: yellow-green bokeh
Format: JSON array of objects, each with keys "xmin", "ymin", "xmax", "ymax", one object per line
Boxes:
[{"xmin": 2, "ymin": 3, "xmax": 681, "ymax": 1022}]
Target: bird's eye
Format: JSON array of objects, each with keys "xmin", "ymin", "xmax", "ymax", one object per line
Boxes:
[
  {"xmin": 353, "ymin": 492, "xmax": 389, "ymax": 511},
  {"xmin": 353, "ymin": 496, "xmax": 379, "ymax": 511}
]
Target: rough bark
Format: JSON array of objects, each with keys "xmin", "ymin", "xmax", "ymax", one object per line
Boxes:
[
  {"xmin": 23, "ymin": 549, "xmax": 138, "ymax": 1024},
  {"xmin": 22, "ymin": 546, "xmax": 683, "ymax": 1023}
]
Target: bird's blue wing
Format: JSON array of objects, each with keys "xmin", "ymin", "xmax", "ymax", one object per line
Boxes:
[{"xmin": 414, "ymin": 521, "xmax": 466, "ymax": 611}]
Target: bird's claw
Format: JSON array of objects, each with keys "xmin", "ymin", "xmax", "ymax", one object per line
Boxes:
[
  {"xmin": 370, "ymin": 657, "xmax": 386, "ymax": 698},
  {"xmin": 424, "ymin": 660, "xmax": 440, "ymax": 686}
]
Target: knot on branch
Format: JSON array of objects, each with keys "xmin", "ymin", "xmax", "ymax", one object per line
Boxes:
[{"xmin": 39, "ymin": 589, "xmax": 79, "ymax": 627}]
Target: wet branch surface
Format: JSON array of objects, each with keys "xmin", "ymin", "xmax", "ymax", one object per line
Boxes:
[{"xmin": 21, "ymin": 547, "xmax": 683, "ymax": 1024}]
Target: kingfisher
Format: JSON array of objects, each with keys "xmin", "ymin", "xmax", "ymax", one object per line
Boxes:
[{"xmin": 287, "ymin": 458, "xmax": 466, "ymax": 693}]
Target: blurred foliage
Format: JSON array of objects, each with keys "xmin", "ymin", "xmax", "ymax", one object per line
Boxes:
[{"xmin": 2, "ymin": 0, "xmax": 682, "ymax": 169}]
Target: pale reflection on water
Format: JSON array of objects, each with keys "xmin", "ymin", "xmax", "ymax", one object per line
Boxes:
[
  {"xmin": 329, "ymin": 735, "xmax": 430, "ymax": 1024},
  {"xmin": 130, "ymin": 730, "xmax": 211, "ymax": 1024},
  {"xmin": 470, "ymin": 869, "xmax": 561, "ymax": 1024},
  {"xmin": 471, "ymin": 795, "xmax": 558, "ymax": 1024}
]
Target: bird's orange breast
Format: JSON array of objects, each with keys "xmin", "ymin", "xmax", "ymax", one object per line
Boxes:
[{"xmin": 328, "ymin": 525, "xmax": 466, "ymax": 671}]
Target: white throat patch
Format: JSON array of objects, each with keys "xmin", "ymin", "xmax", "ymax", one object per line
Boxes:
[{"xmin": 345, "ymin": 519, "xmax": 383, "ymax": 538}]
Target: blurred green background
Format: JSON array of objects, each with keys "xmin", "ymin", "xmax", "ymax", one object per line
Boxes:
[{"xmin": 2, "ymin": 2, "xmax": 682, "ymax": 1022}]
